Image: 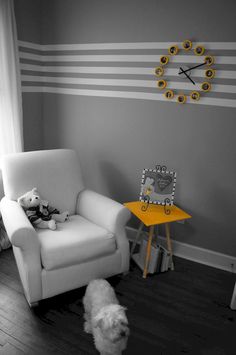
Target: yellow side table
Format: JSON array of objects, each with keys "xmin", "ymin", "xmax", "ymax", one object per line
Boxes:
[{"xmin": 124, "ymin": 201, "xmax": 191, "ymax": 278}]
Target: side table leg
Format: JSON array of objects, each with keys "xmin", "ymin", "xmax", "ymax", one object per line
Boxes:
[
  {"xmin": 165, "ymin": 223, "xmax": 174, "ymax": 270},
  {"xmin": 130, "ymin": 222, "xmax": 144, "ymax": 257},
  {"xmin": 143, "ymin": 225, "xmax": 155, "ymax": 278},
  {"xmin": 230, "ymin": 282, "xmax": 236, "ymax": 310}
]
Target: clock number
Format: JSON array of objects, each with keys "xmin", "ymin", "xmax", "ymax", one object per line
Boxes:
[
  {"xmin": 205, "ymin": 68, "xmax": 215, "ymax": 79},
  {"xmin": 194, "ymin": 45, "xmax": 205, "ymax": 56},
  {"xmin": 201, "ymin": 82, "xmax": 211, "ymax": 92},
  {"xmin": 155, "ymin": 66, "xmax": 164, "ymax": 77},
  {"xmin": 160, "ymin": 56, "xmax": 169, "ymax": 65},
  {"xmin": 190, "ymin": 91, "xmax": 200, "ymax": 101},
  {"xmin": 164, "ymin": 90, "xmax": 174, "ymax": 99},
  {"xmin": 168, "ymin": 45, "xmax": 179, "ymax": 56},
  {"xmin": 204, "ymin": 56, "xmax": 214, "ymax": 66},
  {"xmin": 157, "ymin": 80, "xmax": 167, "ymax": 89},
  {"xmin": 177, "ymin": 95, "xmax": 187, "ymax": 104},
  {"xmin": 182, "ymin": 40, "xmax": 192, "ymax": 51}
]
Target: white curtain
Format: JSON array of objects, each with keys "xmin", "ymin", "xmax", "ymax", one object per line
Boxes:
[{"xmin": 0, "ymin": 0, "xmax": 23, "ymax": 161}]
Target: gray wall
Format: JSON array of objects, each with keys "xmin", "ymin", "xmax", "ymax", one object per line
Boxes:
[
  {"xmin": 41, "ymin": 0, "xmax": 236, "ymax": 43},
  {"xmin": 16, "ymin": 0, "xmax": 236, "ymax": 257}
]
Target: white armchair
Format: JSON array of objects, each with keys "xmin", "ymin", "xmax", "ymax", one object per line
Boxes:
[{"xmin": 0, "ymin": 149, "xmax": 131, "ymax": 306}]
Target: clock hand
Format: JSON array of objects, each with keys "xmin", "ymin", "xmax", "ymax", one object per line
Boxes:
[
  {"xmin": 179, "ymin": 67, "xmax": 196, "ymax": 85},
  {"xmin": 179, "ymin": 62, "xmax": 206, "ymax": 75}
]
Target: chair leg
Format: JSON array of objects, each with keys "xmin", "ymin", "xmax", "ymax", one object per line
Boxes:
[
  {"xmin": 130, "ymin": 222, "xmax": 144, "ymax": 256},
  {"xmin": 165, "ymin": 223, "xmax": 174, "ymax": 270},
  {"xmin": 28, "ymin": 301, "xmax": 39, "ymax": 308},
  {"xmin": 143, "ymin": 225, "xmax": 155, "ymax": 278},
  {"xmin": 122, "ymin": 271, "xmax": 129, "ymax": 276}
]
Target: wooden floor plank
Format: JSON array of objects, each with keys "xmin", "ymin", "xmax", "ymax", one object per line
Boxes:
[
  {"xmin": 0, "ymin": 342, "xmax": 25, "ymax": 355},
  {"xmin": 0, "ymin": 249, "xmax": 235, "ymax": 355}
]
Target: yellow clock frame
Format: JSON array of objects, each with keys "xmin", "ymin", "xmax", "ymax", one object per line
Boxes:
[{"xmin": 155, "ymin": 40, "xmax": 216, "ymax": 104}]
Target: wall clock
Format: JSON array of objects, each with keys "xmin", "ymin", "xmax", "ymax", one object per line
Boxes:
[{"xmin": 155, "ymin": 40, "xmax": 216, "ymax": 104}]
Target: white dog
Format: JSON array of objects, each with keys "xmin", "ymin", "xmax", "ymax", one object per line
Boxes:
[{"xmin": 83, "ymin": 279, "xmax": 130, "ymax": 355}]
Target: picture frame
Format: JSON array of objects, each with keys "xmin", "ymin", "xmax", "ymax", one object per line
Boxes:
[{"xmin": 139, "ymin": 166, "xmax": 177, "ymax": 206}]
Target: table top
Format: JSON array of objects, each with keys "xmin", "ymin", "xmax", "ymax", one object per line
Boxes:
[{"xmin": 124, "ymin": 201, "xmax": 191, "ymax": 226}]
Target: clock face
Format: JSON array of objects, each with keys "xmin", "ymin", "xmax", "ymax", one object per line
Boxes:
[{"xmin": 155, "ymin": 40, "xmax": 216, "ymax": 104}]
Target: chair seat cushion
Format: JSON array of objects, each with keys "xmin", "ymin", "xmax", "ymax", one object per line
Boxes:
[{"xmin": 37, "ymin": 215, "xmax": 116, "ymax": 271}]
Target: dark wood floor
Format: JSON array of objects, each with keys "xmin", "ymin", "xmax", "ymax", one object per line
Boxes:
[{"xmin": 0, "ymin": 248, "xmax": 235, "ymax": 355}]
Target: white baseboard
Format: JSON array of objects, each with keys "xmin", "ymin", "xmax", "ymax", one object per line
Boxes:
[{"xmin": 126, "ymin": 226, "xmax": 236, "ymax": 274}]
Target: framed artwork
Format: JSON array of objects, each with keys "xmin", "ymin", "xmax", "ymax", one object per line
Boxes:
[{"xmin": 139, "ymin": 166, "xmax": 177, "ymax": 206}]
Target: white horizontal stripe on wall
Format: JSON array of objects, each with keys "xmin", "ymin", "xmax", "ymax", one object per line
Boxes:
[
  {"xmin": 18, "ymin": 40, "xmax": 236, "ymax": 51},
  {"xmin": 22, "ymin": 86, "xmax": 236, "ymax": 108},
  {"xmin": 20, "ymin": 63, "xmax": 156, "ymax": 75},
  {"xmin": 20, "ymin": 64, "xmax": 236, "ymax": 80},
  {"xmin": 19, "ymin": 51, "xmax": 236, "ymax": 65},
  {"xmin": 21, "ymin": 75, "xmax": 236, "ymax": 94}
]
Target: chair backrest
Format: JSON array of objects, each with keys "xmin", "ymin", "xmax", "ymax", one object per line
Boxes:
[{"xmin": 1, "ymin": 149, "xmax": 84, "ymax": 215}]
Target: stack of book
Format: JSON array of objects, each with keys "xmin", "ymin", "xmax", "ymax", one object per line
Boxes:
[{"xmin": 132, "ymin": 236, "xmax": 171, "ymax": 274}]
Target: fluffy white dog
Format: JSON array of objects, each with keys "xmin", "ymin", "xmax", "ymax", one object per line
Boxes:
[{"xmin": 83, "ymin": 279, "xmax": 129, "ymax": 355}]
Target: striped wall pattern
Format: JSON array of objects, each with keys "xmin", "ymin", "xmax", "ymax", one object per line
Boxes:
[{"xmin": 19, "ymin": 41, "xmax": 236, "ymax": 108}]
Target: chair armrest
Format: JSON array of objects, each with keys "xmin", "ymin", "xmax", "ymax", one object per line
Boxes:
[
  {"xmin": 0, "ymin": 196, "xmax": 42, "ymax": 304},
  {"xmin": 77, "ymin": 190, "xmax": 131, "ymax": 272},
  {"xmin": 0, "ymin": 196, "xmax": 40, "ymax": 251},
  {"xmin": 76, "ymin": 189, "xmax": 131, "ymax": 236}
]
